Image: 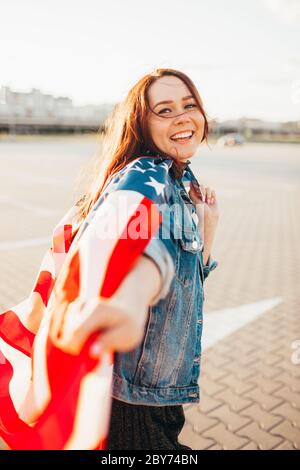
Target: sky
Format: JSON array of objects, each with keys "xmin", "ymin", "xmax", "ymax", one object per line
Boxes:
[{"xmin": 1, "ymin": 0, "xmax": 300, "ymax": 122}]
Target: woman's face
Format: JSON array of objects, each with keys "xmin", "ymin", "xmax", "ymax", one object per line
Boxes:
[{"xmin": 147, "ymin": 75, "xmax": 205, "ymax": 162}]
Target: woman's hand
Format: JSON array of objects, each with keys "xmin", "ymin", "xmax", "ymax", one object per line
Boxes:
[
  {"xmin": 50, "ymin": 254, "xmax": 161, "ymax": 358},
  {"xmin": 189, "ymin": 182, "xmax": 219, "ymax": 265},
  {"xmin": 55, "ymin": 296, "xmax": 148, "ymax": 357},
  {"xmin": 189, "ymin": 182, "xmax": 219, "ymax": 225}
]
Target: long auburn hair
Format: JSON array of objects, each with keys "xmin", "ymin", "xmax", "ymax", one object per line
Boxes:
[{"xmin": 75, "ymin": 68, "xmax": 209, "ymax": 223}]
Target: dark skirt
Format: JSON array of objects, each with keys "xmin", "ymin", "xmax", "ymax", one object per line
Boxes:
[{"xmin": 107, "ymin": 398, "xmax": 192, "ymax": 450}]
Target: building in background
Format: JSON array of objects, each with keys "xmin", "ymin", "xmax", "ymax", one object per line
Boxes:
[
  {"xmin": 0, "ymin": 86, "xmax": 299, "ymax": 142},
  {"xmin": 0, "ymin": 86, "xmax": 114, "ymax": 133},
  {"xmin": 209, "ymin": 117, "xmax": 300, "ymax": 144}
]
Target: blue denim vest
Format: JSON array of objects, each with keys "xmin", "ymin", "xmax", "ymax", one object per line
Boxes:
[{"xmin": 107, "ymin": 156, "xmax": 218, "ymax": 406}]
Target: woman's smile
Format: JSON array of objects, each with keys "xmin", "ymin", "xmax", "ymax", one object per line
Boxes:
[{"xmin": 170, "ymin": 129, "xmax": 195, "ymax": 144}]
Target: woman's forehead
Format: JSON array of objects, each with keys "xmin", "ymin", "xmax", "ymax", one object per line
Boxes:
[{"xmin": 148, "ymin": 76, "xmax": 191, "ymax": 105}]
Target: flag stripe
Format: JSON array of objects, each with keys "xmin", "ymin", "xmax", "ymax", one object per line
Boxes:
[
  {"xmin": 64, "ymin": 224, "xmax": 73, "ymax": 253},
  {"xmin": 32, "ymin": 270, "xmax": 55, "ymax": 306},
  {"xmin": 100, "ymin": 196, "xmax": 161, "ymax": 298},
  {"xmin": 0, "ymin": 310, "xmax": 35, "ymax": 357},
  {"xmin": 0, "ymin": 357, "xmax": 30, "ymax": 438}
]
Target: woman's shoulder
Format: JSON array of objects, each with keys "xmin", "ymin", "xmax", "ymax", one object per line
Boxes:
[{"xmin": 107, "ymin": 156, "xmax": 174, "ymax": 203}]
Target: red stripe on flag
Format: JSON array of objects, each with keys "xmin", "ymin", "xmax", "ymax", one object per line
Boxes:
[
  {"xmin": 61, "ymin": 249, "xmax": 80, "ymax": 303},
  {"xmin": 7, "ymin": 334, "xmax": 101, "ymax": 450},
  {"xmin": 0, "ymin": 310, "xmax": 35, "ymax": 357},
  {"xmin": 53, "ymin": 224, "xmax": 73, "ymax": 253},
  {"xmin": 33, "ymin": 270, "xmax": 55, "ymax": 306},
  {"xmin": 94, "ymin": 435, "xmax": 109, "ymax": 450},
  {"xmin": 100, "ymin": 196, "xmax": 161, "ymax": 298},
  {"xmin": 64, "ymin": 224, "xmax": 73, "ymax": 253},
  {"xmin": 0, "ymin": 358, "xmax": 30, "ymax": 440}
]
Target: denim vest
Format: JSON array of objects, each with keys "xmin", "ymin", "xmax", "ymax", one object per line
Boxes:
[{"xmin": 108, "ymin": 156, "xmax": 218, "ymax": 406}]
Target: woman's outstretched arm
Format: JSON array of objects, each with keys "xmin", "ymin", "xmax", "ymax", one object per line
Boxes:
[
  {"xmin": 52, "ymin": 253, "xmax": 161, "ymax": 357},
  {"xmin": 49, "ymin": 159, "xmax": 177, "ymax": 358}
]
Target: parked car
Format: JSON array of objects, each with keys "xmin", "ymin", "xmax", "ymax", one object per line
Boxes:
[{"xmin": 217, "ymin": 133, "xmax": 244, "ymax": 147}]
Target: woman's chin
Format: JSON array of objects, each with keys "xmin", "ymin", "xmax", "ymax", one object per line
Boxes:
[
  {"xmin": 168, "ymin": 147, "xmax": 195, "ymax": 161},
  {"xmin": 168, "ymin": 145, "xmax": 189, "ymax": 158}
]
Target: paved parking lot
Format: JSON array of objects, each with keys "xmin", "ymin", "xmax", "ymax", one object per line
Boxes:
[{"xmin": 0, "ymin": 138, "xmax": 299, "ymax": 450}]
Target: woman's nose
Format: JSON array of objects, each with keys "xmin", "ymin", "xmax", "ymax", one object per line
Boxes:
[{"xmin": 173, "ymin": 111, "xmax": 192, "ymax": 126}]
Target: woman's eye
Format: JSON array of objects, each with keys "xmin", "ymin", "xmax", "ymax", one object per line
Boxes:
[
  {"xmin": 184, "ymin": 103, "xmax": 198, "ymax": 110},
  {"xmin": 158, "ymin": 108, "xmax": 171, "ymax": 114},
  {"xmin": 158, "ymin": 103, "xmax": 197, "ymax": 114}
]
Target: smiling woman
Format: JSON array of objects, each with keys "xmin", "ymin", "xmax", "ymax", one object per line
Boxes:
[
  {"xmin": 147, "ymin": 75, "xmax": 206, "ymax": 161},
  {"xmin": 76, "ymin": 69, "xmax": 209, "ymax": 222},
  {"xmin": 0, "ymin": 68, "xmax": 218, "ymax": 451}
]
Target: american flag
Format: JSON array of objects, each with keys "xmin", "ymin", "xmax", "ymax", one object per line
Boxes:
[{"xmin": 0, "ymin": 155, "xmax": 185, "ymax": 450}]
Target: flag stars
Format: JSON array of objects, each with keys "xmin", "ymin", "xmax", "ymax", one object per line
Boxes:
[
  {"xmin": 128, "ymin": 166, "xmax": 147, "ymax": 174},
  {"xmin": 130, "ymin": 166, "xmax": 157, "ymax": 174},
  {"xmin": 160, "ymin": 162, "xmax": 171, "ymax": 172},
  {"xmin": 144, "ymin": 177, "xmax": 166, "ymax": 196}
]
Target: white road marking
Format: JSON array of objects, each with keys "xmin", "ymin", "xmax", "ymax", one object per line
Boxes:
[
  {"xmin": 202, "ymin": 297, "xmax": 283, "ymax": 351},
  {"xmin": 0, "ymin": 237, "xmax": 51, "ymax": 251}
]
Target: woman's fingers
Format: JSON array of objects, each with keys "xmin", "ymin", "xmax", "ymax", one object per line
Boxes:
[
  {"xmin": 57, "ymin": 298, "xmax": 130, "ymax": 355},
  {"xmin": 191, "ymin": 184, "xmax": 217, "ymax": 205},
  {"xmin": 204, "ymin": 187, "xmax": 212, "ymax": 203},
  {"xmin": 89, "ymin": 318, "xmax": 144, "ymax": 356},
  {"xmin": 189, "ymin": 182, "xmax": 204, "ymax": 205},
  {"xmin": 198, "ymin": 184, "xmax": 206, "ymax": 203},
  {"xmin": 198, "ymin": 185, "xmax": 217, "ymax": 204},
  {"xmin": 211, "ymin": 189, "xmax": 217, "ymax": 204}
]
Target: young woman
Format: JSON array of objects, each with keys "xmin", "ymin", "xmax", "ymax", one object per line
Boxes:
[
  {"xmin": 60, "ymin": 68, "xmax": 219, "ymax": 450},
  {"xmin": 0, "ymin": 68, "xmax": 218, "ymax": 450}
]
